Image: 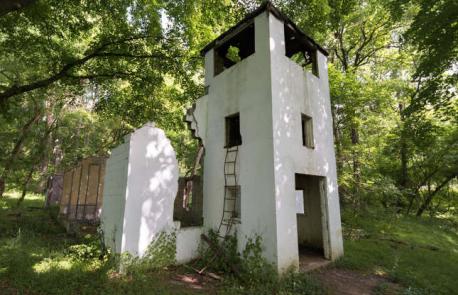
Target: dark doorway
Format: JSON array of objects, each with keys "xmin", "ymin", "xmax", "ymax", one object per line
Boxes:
[{"xmin": 295, "ymin": 174, "xmax": 326, "ymax": 257}]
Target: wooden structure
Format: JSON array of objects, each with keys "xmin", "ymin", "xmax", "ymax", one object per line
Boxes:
[{"xmin": 59, "ymin": 157, "xmax": 106, "ymax": 223}]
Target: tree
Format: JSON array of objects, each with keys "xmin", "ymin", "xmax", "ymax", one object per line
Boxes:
[
  {"xmin": 0, "ymin": 0, "xmax": 182, "ymax": 110},
  {"xmin": 0, "ymin": 0, "xmax": 197, "ymax": 194}
]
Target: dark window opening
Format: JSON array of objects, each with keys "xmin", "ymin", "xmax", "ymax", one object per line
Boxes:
[
  {"xmin": 302, "ymin": 114, "xmax": 314, "ymax": 148},
  {"xmin": 214, "ymin": 23, "xmax": 255, "ymax": 76},
  {"xmin": 225, "ymin": 113, "xmax": 242, "ymax": 148},
  {"xmin": 284, "ymin": 23, "xmax": 319, "ymax": 77},
  {"xmin": 229, "ymin": 185, "xmax": 241, "ymax": 219},
  {"xmin": 174, "ymin": 176, "xmax": 204, "ymax": 227}
]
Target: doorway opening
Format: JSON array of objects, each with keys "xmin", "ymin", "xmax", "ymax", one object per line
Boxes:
[{"xmin": 295, "ymin": 173, "xmax": 330, "ymax": 270}]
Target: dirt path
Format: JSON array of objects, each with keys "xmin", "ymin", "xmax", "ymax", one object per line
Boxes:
[{"xmin": 312, "ymin": 268, "xmax": 401, "ymax": 295}]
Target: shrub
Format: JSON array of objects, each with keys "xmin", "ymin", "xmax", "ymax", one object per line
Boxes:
[
  {"xmin": 198, "ymin": 230, "xmax": 324, "ymax": 295},
  {"xmin": 120, "ymin": 231, "xmax": 177, "ymax": 274}
]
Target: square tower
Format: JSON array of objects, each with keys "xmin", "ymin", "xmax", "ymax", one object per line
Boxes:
[{"xmin": 187, "ymin": 2, "xmax": 344, "ymax": 272}]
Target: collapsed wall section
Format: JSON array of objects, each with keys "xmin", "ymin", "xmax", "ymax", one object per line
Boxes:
[{"xmin": 101, "ymin": 122, "xmax": 202, "ymax": 263}]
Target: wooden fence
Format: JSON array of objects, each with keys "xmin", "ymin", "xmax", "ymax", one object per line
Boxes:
[{"xmin": 59, "ymin": 157, "xmax": 106, "ymax": 223}]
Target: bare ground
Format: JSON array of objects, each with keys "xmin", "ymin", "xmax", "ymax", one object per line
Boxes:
[{"xmin": 312, "ymin": 268, "xmax": 402, "ymax": 295}]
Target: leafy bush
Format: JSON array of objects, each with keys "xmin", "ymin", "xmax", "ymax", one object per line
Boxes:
[
  {"xmin": 198, "ymin": 230, "xmax": 324, "ymax": 295},
  {"xmin": 120, "ymin": 231, "xmax": 176, "ymax": 274},
  {"xmin": 66, "ymin": 234, "xmax": 107, "ymax": 261}
]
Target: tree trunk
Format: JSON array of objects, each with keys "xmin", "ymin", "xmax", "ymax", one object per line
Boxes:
[
  {"xmin": 16, "ymin": 166, "xmax": 34, "ymax": 207},
  {"xmin": 0, "ymin": 108, "xmax": 41, "ymax": 198},
  {"xmin": 332, "ymin": 104, "xmax": 343, "ymax": 173},
  {"xmin": 416, "ymin": 174, "xmax": 456, "ymax": 217},
  {"xmin": 36, "ymin": 105, "xmax": 54, "ymax": 192},
  {"xmin": 350, "ymin": 125, "xmax": 360, "ymax": 192},
  {"xmin": 398, "ymin": 103, "xmax": 408, "ymax": 189}
]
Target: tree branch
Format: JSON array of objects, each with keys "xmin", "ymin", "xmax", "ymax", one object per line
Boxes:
[
  {"xmin": 0, "ymin": 35, "xmax": 164, "ymax": 105},
  {"xmin": 66, "ymin": 71, "xmax": 136, "ymax": 80},
  {"xmin": 416, "ymin": 173, "xmax": 457, "ymax": 216}
]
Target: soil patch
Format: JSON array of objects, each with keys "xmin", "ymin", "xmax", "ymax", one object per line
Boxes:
[{"xmin": 312, "ymin": 268, "xmax": 401, "ymax": 295}]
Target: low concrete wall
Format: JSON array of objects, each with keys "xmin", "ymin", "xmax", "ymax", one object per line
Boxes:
[{"xmin": 175, "ymin": 224, "xmax": 204, "ymax": 264}]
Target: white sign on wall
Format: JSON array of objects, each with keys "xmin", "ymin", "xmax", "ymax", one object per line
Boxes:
[{"xmin": 295, "ymin": 190, "xmax": 304, "ymax": 214}]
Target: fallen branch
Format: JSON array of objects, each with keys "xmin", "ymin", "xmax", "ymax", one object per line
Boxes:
[{"xmin": 183, "ymin": 264, "xmax": 222, "ymax": 281}]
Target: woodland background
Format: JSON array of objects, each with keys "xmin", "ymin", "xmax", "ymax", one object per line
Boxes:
[{"xmin": 0, "ymin": 0, "xmax": 456, "ymax": 217}]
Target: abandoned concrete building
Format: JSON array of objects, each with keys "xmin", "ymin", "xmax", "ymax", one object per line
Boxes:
[{"xmin": 101, "ymin": 2, "xmax": 343, "ymax": 273}]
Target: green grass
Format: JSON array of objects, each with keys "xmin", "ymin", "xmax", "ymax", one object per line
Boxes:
[
  {"xmin": 0, "ymin": 192, "xmax": 324, "ymax": 295},
  {"xmin": 0, "ymin": 191, "xmax": 202, "ymax": 295},
  {"xmin": 337, "ymin": 208, "xmax": 458, "ymax": 294},
  {"xmin": 4, "ymin": 192, "xmax": 456, "ymax": 295}
]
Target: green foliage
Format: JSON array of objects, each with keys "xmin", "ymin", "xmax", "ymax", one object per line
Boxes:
[
  {"xmin": 0, "ymin": 192, "xmax": 197, "ymax": 295},
  {"xmin": 226, "ymin": 46, "xmax": 242, "ymax": 63},
  {"xmin": 239, "ymin": 235, "xmax": 277, "ymax": 287},
  {"xmin": 120, "ymin": 231, "xmax": 176, "ymax": 275},
  {"xmin": 66, "ymin": 235, "xmax": 107, "ymax": 262},
  {"xmin": 198, "ymin": 230, "xmax": 324, "ymax": 295},
  {"xmin": 390, "ymin": 0, "xmax": 457, "ymax": 133},
  {"xmin": 197, "ymin": 229, "xmax": 239, "ymax": 273}
]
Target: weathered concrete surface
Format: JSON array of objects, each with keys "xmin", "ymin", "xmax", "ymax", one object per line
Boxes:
[
  {"xmin": 101, "ymin": 123, "xmax": 179, "ymax": 257},
  {"xmin": 191, "ymin": 9, "xmax": 343, "ymax": 273}
]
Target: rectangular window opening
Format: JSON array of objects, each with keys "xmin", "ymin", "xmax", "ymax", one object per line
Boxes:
[
  {"xmin": 284, "ymin": 23, "xmax": 319, "ymax": 77},
  {"xmin": 229, "ymin": 185, "xmax": 241, "ymax": 219},
  {"xmin": 225, "ymin": 113, "xmax": 242, "ymax": 148},
  {"xmin": 302, "ymin": 114, "xmax": 314, "ymax": 148},
  {"xmin": 214, "ymin": 22, "xmax": 255, "ymax": 76}
]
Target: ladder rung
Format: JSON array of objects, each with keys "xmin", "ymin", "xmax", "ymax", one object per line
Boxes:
[
  {"xmin": 225, "ymin": 192, "xmax": 238, "ymax": 196},
  {"xmin": 225, "ymin": 161, "xmax": 236, "ymax": 163}
]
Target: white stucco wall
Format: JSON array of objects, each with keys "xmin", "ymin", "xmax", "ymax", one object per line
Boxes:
[
  {"xmin": 269, "ymin": 15, "xmax": 343, "ymax": 265},
  {"xmin": 175, "ymin": 223, "xmax": 204, "ymax": 264},
  {"xmin": 197, "ymin": 12, "xmax": 279, "ymax": 265},
  {"xmin": 101, "ymin": 123, "xmax": 180, "ymax": 257},
  {"xmin": 192, "ymin": 10, "xmax": 343, "ymax": 273},
  {"xmin": 101, "ymin": 139, "xmax": 130, "ymax": 253}
]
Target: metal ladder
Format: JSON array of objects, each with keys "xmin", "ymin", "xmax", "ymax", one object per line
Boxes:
[{"xmin": 217, "ymin": 145, "xmax": 240, "ymax": 237}]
